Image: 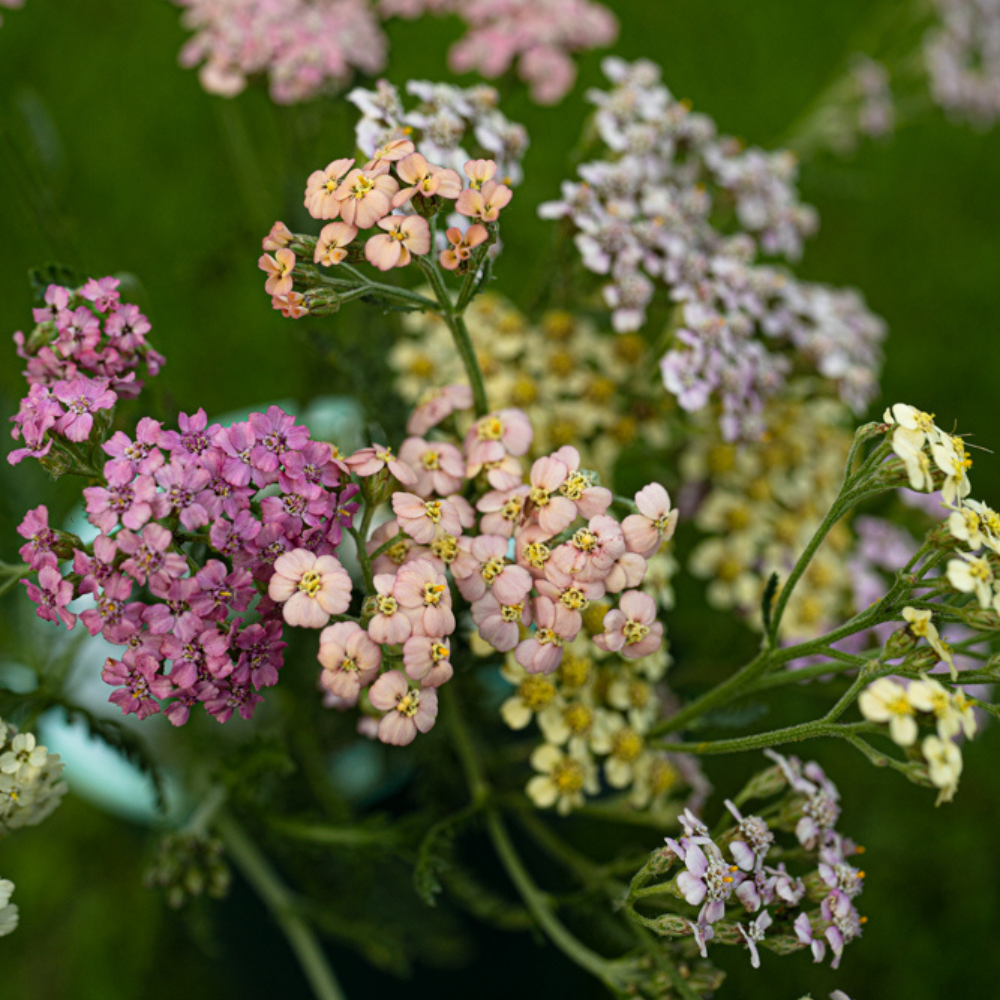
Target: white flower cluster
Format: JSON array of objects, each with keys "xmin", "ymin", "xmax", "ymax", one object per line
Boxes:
[
  {"xmin": 540, "ymin": 57, "xmax": 886, "ymax": 439},
  {"xmin": 925, "ymin": 0, "xmax": 1000, "ymax": 127},
  {"xmin": 0, "ymin": 718, "xmax": 67, "ymax": 835},
  {"xmin": 0, "ymin": 878, "xmax": 17, "ymax": 937},
  {"xmin": 859, "ymin": 674, "xmax": 975, "ymax": 804},
  {"xmin": 498, "ymin": 635, "xmax": 707, "ymax": 815},
  {"xmin": 348, "ymin": 79, "xmax": 529, "ymax": 186}
]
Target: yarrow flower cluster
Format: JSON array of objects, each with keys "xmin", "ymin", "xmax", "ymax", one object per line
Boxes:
[
  {"xmin": 259, "ymin": 139, "xmax": 513, "ymax": 315},
  {"xmin": 9, "ymin": 277, "xmax": 164, "ymax": 466},
  {"xmin": 0, "ymin": 718, "xmax": 66, "ymax": 835},
  {"xmin": 925, "ymin": 0, "xmax": 1000, "ymax": 127},
  {"xmin": 14, "ymin": 399, "xmax": 360, "ymax": 725},
  {"xmin": 390, "ymin": 291, "xmax": 672, "ymax": 472},
  {"xmin": 172, "ymin": 0, "xmax": 387, "ymax": 104},
  {"xmin": 0, "ymin": 878, "xmax": 16, "ymax": 937},
  {"xmin": 633, "ymin": 753, "xmax": 866, "ymax": 972},
  {"xmin": 540, "ymin": 57, "xmax": 886, "ymax": 439},
  {"xmin": 378, "ymin": 0, "xmax": 618, "ymax": 105}
]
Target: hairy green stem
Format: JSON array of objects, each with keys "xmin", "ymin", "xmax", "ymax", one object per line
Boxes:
[
  {"xmin": 216, "ymin": 811, "xmax": 347, "ymax": 1000},
  {"xmin": 652, "ymin": 720, "xmax": 880, "ymax": 756}
]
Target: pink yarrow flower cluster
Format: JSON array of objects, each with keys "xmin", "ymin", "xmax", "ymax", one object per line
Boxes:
[
  {"xmin": 173, "ymin": 0, "xmax": 387, "ymax": 104},
  {"xmin": 9, "ymin": 278, "xmax": 164, "ymax": 465},
  {"xmin": 15, "ymin": 402, "xmax": 359, "ymax": 726},
  {"xmin": 259, "ymin": 149, "xmax": 512, "ymax": 315},
  {"xmin": 379, "ymin": 0, "xmax": 618, "ymax": 105}
]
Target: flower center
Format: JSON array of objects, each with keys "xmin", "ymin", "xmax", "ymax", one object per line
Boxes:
[
  {"xmin": 611, "ymin": 727, "xmax": 644, "ymax": 761},
  {"xmin": 481, "ymin": 556, "xmax": 506, "ymax": 583},
  {"xmin": 551, "ymin": 758, "xmax": 585, "ymax": 794},
  {"xmin": 623, "ymin": 620, "xmax": 650, "ymax": 645},
  {"xmin": 500, "ymin": 602, "xmax": 523, "ymax": 622},
  {"xmin": 572, "ymin": 528, "xmax": 597, "ymax": 552},
  {"xmin": 298, "ymin": 569, "xmax": 323, "ymax": 597},
  {"xmin": 424, "ymin": 500, "xmax": 443, "ymax": 523},
  {"xmin": 376, "ymin": 595, "xmax": 398, "ymax": 615},
  {"xmin": 529, "ymin": 486, "xmax": 551, "ymax": 507},
  {"xmin": 523, "ymin": 542, "xmax": 550, "ymax": 568},
  {"xmin": 396, "ymin": 691, "xmax": 420, "ymax": 717},
  {"xmin": 421, "ymin": 450, "xmax": 441, "ymax": 470},
  {"xmin": 477, "ymin": 416, "xmax": 504, "ymax": 441},
  {"xmin": 564, "ymin": 703, "xmax": 593, "ymax": 734},
  {"xmin": 423, "ymin": 582, "xmax": 447, "ymax": 606},
  {"xmin": 560, "ymin": 587, "xmax": 589, "ymax": 610},
  {"xmin": 352, "ymin": 175, "xmax": 375, "ymax": 199},
  {"xmin": 518, "ymin": 675, "xmax": 556, "ymax": 710}
]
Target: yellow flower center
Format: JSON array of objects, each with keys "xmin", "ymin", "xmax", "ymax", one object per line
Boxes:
[
  {"xmin": 560, "ymin": 472, "xmax": 590, "ymax": 501},
  {"xmin": 501, "ymin": 496, "xmax": 524, "ymax": 521},
  {"xmin": 477, "ymin": 416, "xmax": 504, "ymax": 441},
  {"xmin": 298, "ymin": 569, "xmax": 323, "ymax": 597},
  {"xmin": 500, "ymin": 602, "xmax": 523, "ymax": 622},
  {"xmin": 340, "ymin": 656, "xmax": 358, "ymax": 673},
  {"xmin": 551, "ymin": 758, "xmax": 585, "ymax": 794},
  {"xmin": 558, "ymin": 655, "xmax": 591, "ymax": 689},
  {"xmin": 396, "ymin": 691, "xmax": 420, "ymax": 717},
  {"xmin": 421, "ymin": 450, "xmax": 441, "ymax": 470},
  {"xmin": 572, "ymin": 528, "xmax": 598, "ymax": 553},
  {"xmin": 431, "ymin": 643, "xmax": 449, "ymax": 663},
  {"xmin": 518, "ymin": 675, "xmax": 556, "ymax": 710},
  {"xmin": 560, "ymin": 587, "xmax": 589, "ymax": 611},
  {"xmin": 611, "ymin": 727, "xmax": 644, "ymax": 762},
  {"xmin": 481, "ymin": 556, "xmax": 506, "ymax": 583},
  {"xmin": 430, "ymin": 534, "xmax": 459, "ymax": 564},
  {"xmin": 423, "ymin": 582, "xmax": 447, "ymax": 606},
  {"xmin": 623, "ymin": 620, "xmax": 650, "ymax": 645},
  {"xmin": 564, "ymin": 703, "xmax": 593, "ymax": 734},
  {"xmin": 523, "ymin": 542, "xmax": 551, "ymax": 568},
  {"xmin": 529, "ymin": 486, "xmax": 551, "ymax": 507},
  {"xmin": 376, "ymin": 595, "xmax": 398, "ymax": 615},
  {"xmin": 424, "ymin": 500, "xmax": 443, "ymax": 523},
  {"xmin": 537, "ymin": 628, "xmax": 563, "ymax": 648},
  {"xmin": 352, "ymin": 175, "xmax": 375, "ymax": 199}
]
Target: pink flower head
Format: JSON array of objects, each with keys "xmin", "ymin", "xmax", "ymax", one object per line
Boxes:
[
  {"xmin": 102, "ymin": 649, "xmax": 173, "ymax": 720},
  {"xmin": 368, "ymin": 573, "xmax": 412, "ymax": 644},
  {"xmin": 407, "ymin": 383, "xmax": 473, "ymax": 436},
  {"xmin": 398, "ymin": 437, "xmax": 466, "ymax": 497},
  {"xmin": 364, "ymin": 138, "xmax": 415, "ymax": 171},
  {"xmin": 622, "ymin": 483, "xmax": 678, "ymax": 558},
  {"xmin": 456, "ymin": 179, "xmax": 513, "ymax": 223},
  {"xmin": 551, "ymin": 446, "xmax": 612, "ymax": 518},
  {"xmin": 304, "ymin": 158, "xmax": 356, "ymax": 220},
  {"xmin": 117, "ymin": 523, "xmax": 187, "ymax": 586},
  {"xmin": 464, "ymin": 408, "xmax": 533, "ymax": 468},
  {"xmin": 439, "ymin": 224, "xmax": 489, "ymax": 271},
  {"xmin": 472, "ymin": 592, "xmax": 530, "ymax": 652},
  {"xmin": 394, "ymin": 559, "xmax": 455, "ymax": 637},
  {"xmin": 369, "ymin": 670, "xmax": 439, "ymax": 746},
  {"xmin": 526, "ymin": 455, "xmax": 577, "ymax": 536},
  {"xmin": 21, "ymin": 556, "xmax": 77, "ymax": 630},
  {"xmin": 272, "ymin": 291, "xmax": 309, "ymax": 318},
  {"xmin": 392, "ymin": 492, "xmax": 463, "ymax": 545},
  {"xmin": 477, "ymin": 485, "xmax": 529, "ymax": 538},
  {"xmin": 258, "ymin": 248, "xmax": 296, "ymax": 297},
  {"xmin": 549, "ymin": 514, "xmax": 626, "ymax": 582},
  {"xmin": 318, "ymin": 621, "xmax": 382, "ymax": 699},
  {"xmin": 463, "ymin": 159, "xmax": 498, "ymax": 189},
  {"xmin": 345, "ymin": 443, "xmax": 417, "ymax": 486},
  {"xmin": 17, "ymin": 505, "xmax": 59, "ymax": 569},
  {"xmin": 268, "ymin": 549, "xmax": 352, "ymax": 628},
  {"xmin": 262, "ymin": 221, "xmax": 294, "ymax": 251},
  {"xmin": 392, "ymin": 153, "xmax": 463, "ymax": 207},
  {"xmin": 454, "ymin": 534, "xmax": 532, "ymax": 605},
  {"xmin": 52, "ymin": 377, "xmax": 117, "ymax": 442},
  {"xmin": 595, "ymin": 590, "xmax": 663, "ymax": 659},
  {"xmin": 364, "ymin": 214, "xmax": 431, "ymax": 271},
  {"xmin": 335, "ymin": 167, "xmax": 399, "ymax": 229},
  {"xmin": 403, "ymin": 635, "xmax": 454, "ymax": 687},
  {"xmin": 314, "ymin": 222, "xmax": 358, "ymax": 266},
  {"xmin": 515, "ymin": 597, "xmax": 579, "ymax": 674}
]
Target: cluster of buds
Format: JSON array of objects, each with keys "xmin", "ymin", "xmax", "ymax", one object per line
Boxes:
[
  {"xmin": 15, "ymin": 399, "xmax": 359, "ymax": 725},
  {"xmin": 144, "ymin": 831, "xmax": 231, "ymax": 909},
  {"xmin": 540, "ymin": 58, "xmax": 885, "ymax": 439},
  {"xmin": 636, "ymin": 752, "xmax": 865, "ymax": 972},
  {"xmin": 0, "ymin": 718, "xmax": 66, "ymax": 835},
  {"xmin": 259, "ymin": 146, "xmax": 512, "ymax": 316},
  {"xmin": 9, "ymin": 277, "xmax": 164, "ymax": 466},
  {"xmin": 379, "ymin": 0, "xmax": 618, "ymax": 105},
  {"xmin": 172, "ymin": 0, "xmax": 387, "ymax": 104}
]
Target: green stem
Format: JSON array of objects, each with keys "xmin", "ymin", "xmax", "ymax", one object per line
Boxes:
[
  {"xmin": 368, "ymin": 531, "xmax": 407, "ymax": 563},
  {"xmin": 627, "ymin": 918, "xmax": 703, "ymax": 1000},
  {"xmin": 216, "ymin": 811, "xmax": 347, "ymax": 1000},
  {"xmin": 652, "ymin": 720, "xmax": 879, "ymax": 756},
  {"xmin": 416, "ymin": 257, "xmax": 488, "ymax": 417},
  {"xmin": 268, "ymin": 817, "xmax": 398, "ymax": 848}
]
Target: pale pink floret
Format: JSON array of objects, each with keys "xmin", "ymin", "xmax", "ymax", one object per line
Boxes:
[
  {"xmin": 463, "ymin": 159, "xmax": 498, "ymax": 189},
  {"xmin": 318, "ymin": 621, "xmax": 381, "ymax": 699},
  {"xmin": 407, "ymin": 384, "xmax": 474, "ymax": 436},
  {"xmin": 398, "ymin": 437, "xmax": 465, "ymax": 497},
  {"xmin": 515, "ymin": 597, "xmax": 579, "ymax": 674},
  {"xmin": 368, "ymin": 574, "xmax": 412, "ymax": 645},
  {"xmin": 259, "ymin": 248, "xmax": 296, "ymax": 296},
  {"xmin": 403, "ymin": 635, "xmax": 454, "ymax": 687},
  {"xmin": 304, "ymin": 158, "xmax": 356, "ymax": 220},
  {"xmin": 364, "ymin": 138, "xmax": 415, "ymax": 171},
  {"xmin": 335, "ymin": 167, "xmax": 399, "ymax": 229},
  {"xmin": 392, "ymin": 492, "xmax": 464, "ymax": 545},
  {"xmin": 551, "ymin": 446, "xmax": 612, "ymax": 518},
  {"xmin": 527, "ymin": 456, "xmax": 577, "ymax": 536},
  {"xmin": 472, "ymin": 592, "xmax": 530, "ymax": 652},
  {"xmin": 315, "ymin": 222, "xmax": 358, "ymax": 266},
  {"xmin": 595, "ymin": 590, "xmax": 663, "ymax": 659},
  {"xmin": 394, "ymin": 559, "xmax": 455, "ymax": 637},
  {"xmin": 369, "ymin": 670, "xmax": 439, "ymax": 746},
  {"xmin": 622, "ymin": 483, "xmax": 679, "ymax": 558},
  {"xmin": 464, "ymin": 408, "xmax": 533, "ymax": 468},
  {"xmin": 440, "ymin": 224, "xmax": 489, "ymax": 270},
  {"xmin": 549, "ymin": 514, "xmax": 626, "ymax": 582},
  {"xmin": 456, "ymin": 179, "xmax": 513, "ymax": 223},
  {"xmin": 365, "ymin": 215, "xmax": 431, "ymax": 271},
  {"xmin": 262, "ymin": 221, "xmax": 293, "ymax": 251},
  {"xmin": 477, "ymin": 485, "xmax": 530, "ymax": 538},
  {"xmin": 603, "ymin": 551, "xmax": 647, "ymax": 594},
  {"xmin": 392, "ymin": 153, "xmax": 463, "ymax": 207},
  {"xmin": 272, "ymin": 291, "xmax": 308, "ymax": 318},
  {"xmin": 268, "ymin": 549, "xmax": 352, "ymax": 628},
  {"xmin": 454, "ymin": 535, "xmax": 533, "ymax": 604},
  {"xmin": 345, "ymin": 443, "xmax": 417, "ymax": 486}
]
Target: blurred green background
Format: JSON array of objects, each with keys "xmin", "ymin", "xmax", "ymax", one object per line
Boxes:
[{"xmin": 1, "ymin": 0, "xmax": 999, "ymax": 997}]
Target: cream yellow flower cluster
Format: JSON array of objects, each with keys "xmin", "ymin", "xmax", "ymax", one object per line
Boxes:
[
  {"xmin": 498, "ymin": 633, "xmax": 684, "ymax": 815},
  {"xmin": 0, "ymin": 719, "xmax": 67, "ymax": 835},
  {"xmin": 858, "ymin": 674, "xmax": 975, "ymax": 804},
  {"xmin": 683, "ymin": 395, "xmax": 855, "ymax": 639},
  {"xmin": 390, "ymin": 292, "xmax": 671, "ymax": 475}
]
